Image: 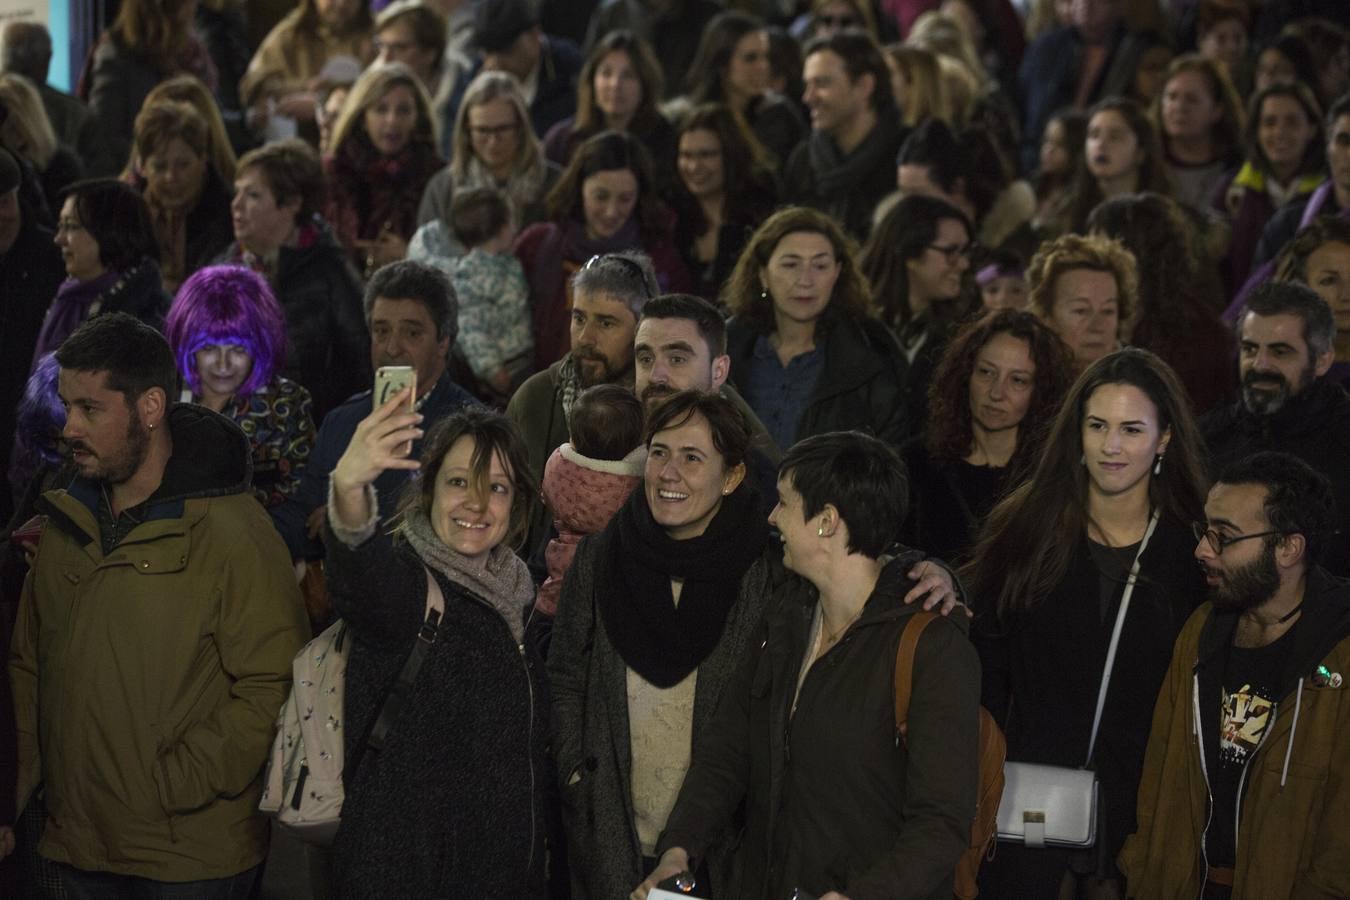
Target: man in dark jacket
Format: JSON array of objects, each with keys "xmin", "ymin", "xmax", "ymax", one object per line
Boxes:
[
  {"xmin": 0, "ymin": 148, "xmax": 64, "ymax": 524},
  {"xmin": 1017, "ymin": 0, "xmax": 1148, "ymax": 173},
  {"xmin": 782, "ymin": 31, "xmax": 903, "ymax": 240},
  {"xmin": 1201, "ymin": 282, "xmax": 1350, "ymax": 576},
  {"xmin": 298, "ymin": 260, "xmax": 478, "ymax": 549},
  {"xmin": 440, "ymin": 0, "xmax": 581, "ymax": 151},
  {"xmin": 10, "ymin": 313, "xmax": 308, "ymax": 891},
  {"xmin": 1120, "ymin": 452, "xmax": 1350, "ymax": 898}
]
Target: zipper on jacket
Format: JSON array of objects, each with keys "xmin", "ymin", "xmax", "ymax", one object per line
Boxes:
[
  {"xmin": 1191, "ymin": 675, "xmax": 1213, "ymax": 900},
  {"xmin": 458, "ymin": 583, "xmax": 538, "ymax": 877},
  {"xmin": 1232, "ymin": 702, "xmax": 1278, "ymax": 869}
]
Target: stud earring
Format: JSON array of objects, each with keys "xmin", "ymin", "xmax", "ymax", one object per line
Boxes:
[
  {"xmin": 817, "ymin": 524, "xmax": 825, "ymax": 537},
  {"xmin": 1153, "ymin": 454, "xmax": 1164, "ymax": 476}
]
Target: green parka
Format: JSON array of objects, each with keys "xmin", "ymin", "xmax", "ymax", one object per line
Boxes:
[{"xmin": 9, "ymin": 404, "xmax": 309, "ymax": 880}]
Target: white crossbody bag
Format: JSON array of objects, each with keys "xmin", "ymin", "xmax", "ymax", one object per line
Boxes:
[{"xmin": 995, "ymin": 511, "xmax": 1159, "ymax": 849}]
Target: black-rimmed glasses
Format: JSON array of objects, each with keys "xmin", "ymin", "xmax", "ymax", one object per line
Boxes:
[{"xmin": 1191, "ymin": 522, "xmax": 1284, "ymax": 555}]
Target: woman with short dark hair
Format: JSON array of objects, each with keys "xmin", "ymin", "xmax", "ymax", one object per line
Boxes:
[{"xmin": 32, "ymin": 178, "xmax": 168, "ymax": 366}]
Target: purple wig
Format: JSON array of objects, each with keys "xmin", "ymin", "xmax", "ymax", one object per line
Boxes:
[
  {"xmin": 165, "ymin": 265, "xmax": 287, "ymax": 398},
  {"xmin": 12, "ymin": 352, "xmax": 66, "ymax": 479}
]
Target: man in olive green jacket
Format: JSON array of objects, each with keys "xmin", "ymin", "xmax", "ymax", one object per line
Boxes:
[{"xmin": 9, "ymin": 314, "xmax": 309, "ymax": 890}]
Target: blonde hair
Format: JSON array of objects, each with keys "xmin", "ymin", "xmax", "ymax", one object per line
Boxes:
[
  {"xmin": 936, "ymin": 54, "xmax": 979, "ymax": 127},
  {"xmin": 139, "ymin": 75, "xmax": 237, "ymax": 183},
  {"xmin": 0, "ymin": 73, "xmax": 55, "ymax": 168},
  {"xmin": 328, "ymin": 62, "xmax": 439, "ymax": 158},
  {"xmin": 885, "ymin": 44, "xmax": 950, "ymax": 127},
  {"xmin": 1027, "ymin": 233, "xmax": 1139, "ymax": 337},
  {"xmin": 450, "ymin": 71, "xmax": 543, "ymax": 182},
  {"xmin": 908, "ymin": 11, "xmax": 986, "ymax": 85}
]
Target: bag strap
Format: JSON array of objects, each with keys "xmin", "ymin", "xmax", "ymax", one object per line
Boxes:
[
  {"xmin": 347, "ymin": 565, "xmax": 446, "ymax": 777},
  {"xmin": 894, "ymin": 611, "xmax": 938, "ymax": 743},
  {"xmin": 1083, "ymin": 510, "xmax": 1160, "ymax": 767}
]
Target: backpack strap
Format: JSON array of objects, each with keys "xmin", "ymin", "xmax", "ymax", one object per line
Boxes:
[
  {"xmin": 349, "ymin": 566, "xmax": 447, "ymax": 774},
  {"xmin": 894, "ymin": 611, "xmax": 938, "ymax": 743}
]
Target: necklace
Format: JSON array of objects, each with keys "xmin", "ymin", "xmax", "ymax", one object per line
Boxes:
[
  {"xmin": 820, "ymin": 610, "xmax": 859, "ymax": 648},
  {"xmin": 1245, "ymin": 601, "xmax": 1304, "ymax": 628}
]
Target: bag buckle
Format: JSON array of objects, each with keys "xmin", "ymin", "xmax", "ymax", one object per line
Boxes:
[
  {"xmin": 418, "ymin": 609, "xmax": 441, "ymax": 643},
  {"xmin": 1023, "ymin": 811, "xmax": 1046, "ymax": 849}
]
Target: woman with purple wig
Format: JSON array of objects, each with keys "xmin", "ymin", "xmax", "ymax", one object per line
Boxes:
[{"xmin": 165, "ymin": 265, "xmax": 316, "ymax": 558}]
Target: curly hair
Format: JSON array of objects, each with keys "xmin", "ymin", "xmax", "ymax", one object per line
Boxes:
[
  {"xmin": 1027, "ymin": 234, "xmax": 1139, "ymax": 337},
  {"xmin": 924, "ymin": 309, "xmax": 1075, "ymax": 471},
  {"xmin": 722, "ymin": 206, "xmax": 874, "ymax": 334}
]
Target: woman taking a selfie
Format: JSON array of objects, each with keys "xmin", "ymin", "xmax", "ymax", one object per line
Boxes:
[{"xmin": 325, "ymin": 403, "xmax": 546, "ymax": 898}]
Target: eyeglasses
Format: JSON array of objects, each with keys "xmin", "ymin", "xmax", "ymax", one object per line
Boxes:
[
  {"xmin": 468, "ymin": 122, "xmax": 520, "ymax": 141},
  {"xmin": 583, "ymin": 254, "xmax": 653, "ymax": 298},
  {"xmin": 927, "ymin": 242, "xmax": 974, "ymax": 263},
  {"xmin": 1190, "ymin": 522, "xmax": 1284, "ymax": 555}
]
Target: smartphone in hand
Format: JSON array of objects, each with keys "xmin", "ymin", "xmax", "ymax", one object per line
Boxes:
[{"xmin": 373, "ymin": 366, "xmax": 417, "ymax": 456}]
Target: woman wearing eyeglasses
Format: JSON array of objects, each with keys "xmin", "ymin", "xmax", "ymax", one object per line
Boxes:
[
  {"xmin": 410, "ymin": 72, "xmax": 562, "ymax": 265},
  {"xmin": 860, "ymin": 193, "xmax": 980, "ymax": 428},
  {"xmin": 964, "ymin": 348, "xmax": 1208, "ymax": 898},
  {"xmin": 721, "ymin": 206, "xmax": 909, "ymax": 453},
  {"xmin": 514, "ymin": 130, "xmax": 691, "ymax": 372}
]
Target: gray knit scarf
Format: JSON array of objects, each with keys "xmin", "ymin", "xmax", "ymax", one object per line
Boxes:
[{"xmin": 399, "ymin": 506, "xmax": 535, "ymax": 645}]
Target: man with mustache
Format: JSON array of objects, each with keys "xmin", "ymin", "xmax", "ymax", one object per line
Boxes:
[
  {"xmin": 9, "ymin": 313, "xmax": 308, "ymax": 892},
  {"xmin": 1119, "ymin": 452, "xmax": 1350, "ymax": 899},
  {"xmin": 1200, "ymin": 281, "xmax": 1350, "ymax": 574}
]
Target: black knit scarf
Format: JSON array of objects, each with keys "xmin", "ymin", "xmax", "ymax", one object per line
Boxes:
[{"xmin": 595, "ymin": 483, "xmax": 767, "ymax": 688}]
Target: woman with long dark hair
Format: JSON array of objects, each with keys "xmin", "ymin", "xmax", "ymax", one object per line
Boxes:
[
  {"xmin": 902, "ymin": 309, "xmax": 1074, "ymax": 564},
  {"xmin": 543, "ymin": 31, "xmax": 676, "ymax": 181},
  {"xmin": 514, "ymin": 130, "xmax": 690, "ymax": 371},
  {"xmin": 669, "ymin": 103, "xmax": 777, "ymax": 304},
  {"xmin": 966, "ymin": 349, "xmax": 1208, "ymax": 897},
  {"xmin": 680, "ymin": 11, "xmax": 805, "ymax": 165}
]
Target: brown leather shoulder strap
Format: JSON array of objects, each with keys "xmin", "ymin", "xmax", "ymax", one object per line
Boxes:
[{"xmin": 894, "ymin": 611, "xmax": 938, "ymax": 743}]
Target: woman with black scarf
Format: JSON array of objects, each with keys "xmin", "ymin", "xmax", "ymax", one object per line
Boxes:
[{"xmin": 548, "ymin": 391, "xmax": 773, "ymax": 900}]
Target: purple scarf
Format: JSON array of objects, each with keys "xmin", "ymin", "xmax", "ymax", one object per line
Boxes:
[{"xmin": 31, "ymin": 270, "xmax": 122, "ymax": 370}]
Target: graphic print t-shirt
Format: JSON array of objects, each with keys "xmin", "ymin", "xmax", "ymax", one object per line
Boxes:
[{"xmin": 1206, "ymin": 624, "xmax": 1298, "ymax": 866}]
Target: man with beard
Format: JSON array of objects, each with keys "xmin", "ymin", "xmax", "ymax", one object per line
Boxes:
[
  {"xmin": 508, "ymin": 251, "xmax": 657, "ymax": 558},
  {"xmin": 1119, "ymin": 452, "xmax": 1350, "ymax": 899},
  {"xmin": 9, "ymin": 313, "xmax": 308, "ymax": 892},
  {"xmin": 1201, "ymin": 281, "xmax": 1350, "ymax": 574}
]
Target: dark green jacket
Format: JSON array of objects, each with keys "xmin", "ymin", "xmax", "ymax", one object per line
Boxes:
[{"xmin": 659, "ymin": 555, "xmax": 981, "ymax": 900}]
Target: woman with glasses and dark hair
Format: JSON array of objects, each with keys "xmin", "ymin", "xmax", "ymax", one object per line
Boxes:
[
  {"xmin": 543, "ymin": 31, "xmax": 676, "ymax": 183},
  {"xmin": 902, "ymin": 309, "xmax": 1074, "ymax": 564},
  {"xmin": 860, "ymin": 193, "xmax": 979, "ymax": 429},
  {"xmin": 514, "ymin": 130, "xmax": 690, "ymax": 371},
  {"xmin": 636, "ymin": 429, "xmax": 980, "ymax": 900},
  {"xmin": 721, "ymin": 206, "xmax": 909, "ymax": 453},
  {"xmin": 32, "ymin": 178, "xmax": 169, "ymax": 366},
  {"xmin": 965, "ymin": 348, "xmax": 1208, "ymax": 897},
  {"xmin": 669, "ymin": 103, "xmax": 778, "ymax": 304}
]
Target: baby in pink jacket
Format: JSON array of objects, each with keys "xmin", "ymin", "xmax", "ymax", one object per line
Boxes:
[{"xmin": 535, "ymin": 385, "xmax": 645, "ymax": 617}]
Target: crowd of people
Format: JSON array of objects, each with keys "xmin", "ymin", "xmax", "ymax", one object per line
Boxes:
[{"xmin": 1, "ymin": 0, "xmax": 1349, "ymax": 898}]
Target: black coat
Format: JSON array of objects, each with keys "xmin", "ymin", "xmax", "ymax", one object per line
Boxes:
[
  {"xmin": 1200, "ymin": 379, "xmax": 1350, "ymax": 576},
  {"xmin": 900, "ymin": 441, "xmax": 1013, "ymax": 566},
  {"xmin": 726, "ymin": 309, "xmax": 910, "ymax": 451},
  {"xmin": 0, "ymin": 219, "xmax": 64, "ymax": 523},
  {"xmin": 659, "ymin": 555, "xmax": 981, "ymax": 900},
  {"xmin": 973, "ymin": 516, "xmax": 1204, "ymax": 883},
  {"xmin": 327, "ymin": 529, "xmax": 548, "ymax": 899},
  {"xmin": 217, "ymin": 221, "xmax": 370, "ymax": 421}
]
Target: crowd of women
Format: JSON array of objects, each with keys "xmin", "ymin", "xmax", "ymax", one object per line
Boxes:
[{"xmin": 1, "ymin": 0, "xmax": 1350, "ymax": 897}]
